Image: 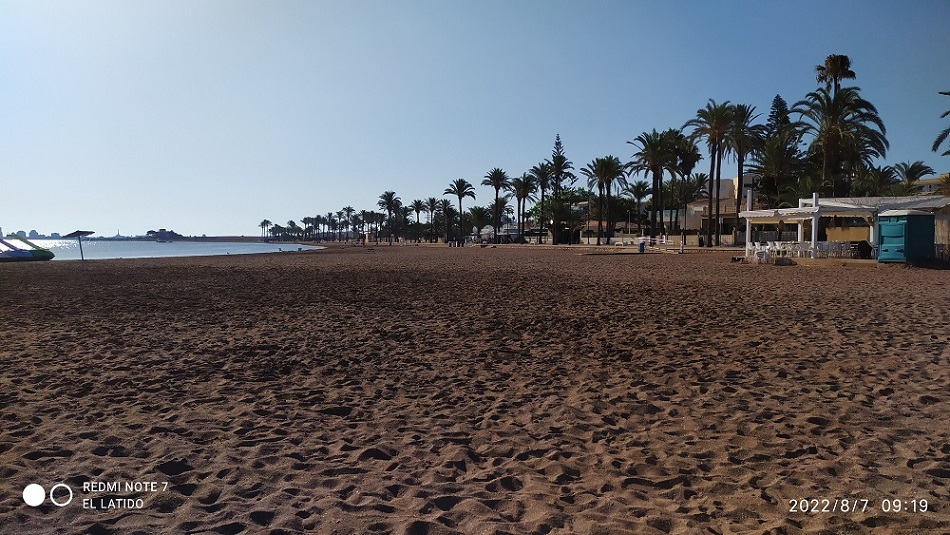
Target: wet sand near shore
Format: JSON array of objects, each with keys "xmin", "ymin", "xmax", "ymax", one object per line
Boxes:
[{"xmin": 1, "ymin": 245, "xmax": 948, "ymax": 534}]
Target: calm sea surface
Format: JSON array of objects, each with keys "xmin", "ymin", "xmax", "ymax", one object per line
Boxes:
[{"xmin": 30, "ymin": 239, "xmax": 324, "ymax": 261}]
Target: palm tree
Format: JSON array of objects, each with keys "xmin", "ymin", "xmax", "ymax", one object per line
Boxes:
[
  {"xmin": 444, "ymin": 178, "xmax": 476, "ymax": 243},
  {"xmin": 685, "ymin": 99, "xmax": 733, "ymax": 246},
  {"xmin": 259, "ymin": 219, "xmax": 272, "ymax": 240},
  {"xmin": 680, "ymin": 173, "xmax": 709, "ymax": 225},
  {"xmin": 425, "ymin": 197, "xmax": 439, "ymax": 241},
  {"xmin": 892, "ymin": 161, "xmax": 935, "ymax": 196},
  {"xmin": 341, "ymin": 206, "xmax": 355, "ymax": 241},
  {"xmin": 749, "ymin": 129, "xmax": 805, "ymax": 208},
  {"xmin": 852, "ymin": 165, "xmax": 898, "ymax": 197},
  {"xmin": 301, "ymin": 216, "xmax": 315, "ymax": 240},
  {"xmin": 325, "ymin": 212, "xmax": 336, "ymax": 241},
  {"xmin": 468, "ymin": 205, "xmax": 491, "ymax": 239},
  {"xmin": 436, "ymin": 198, "xmax": 456, "ymax": 242},
  {"xmin": 621, "ymin": 180, "xmax": 651, "ymax": 234},
  {"xmin": 350, "ymin": 213, "xmax": 363, "ymax": 243},
  {"xmin": 286, "ymin": 220, "xmax": 302, "ymax": 240},
  {"xmin": 335, "ymin": 210, "xmax": 346, "ymax": 241},
  {"xmin": 726, "ymin": 104, "xmax": 764, "ymax": 242},
  {"xmin": 937, "ymin": 173, "xmax": 950, "ymax": 196},
  {"xmin": 377, "ymin": 191, "xmax": 400, "ymax": 245},
  {"xmin": 628, "ymin": 129, "xmax": 676, "ymax": 239},
  {"xmin": 581, "ymin": 156, "xmax": 628, "ymax": 245},
  {"xmin": 933, "ymin": 91, "xmax": 950, "ymax": 156},
  {"xmin": 816, "ymin": 54, "xmax": 856, "ymax": 97},
  {"xmin": 508, "ymin": 173, "xmax": 538, "ymax": 239},
  {"xmin": 527, "ymin": 161, "xmax": 553, "ymax": 241},
  {"xmin": 792, "ymin": 86, "xmax": 888, "ymax": 197},
  {"xmin": 481, "ymin": 168, "xmax": 511, "ymax": 243},
  {"xmin": 671, "ymin": 133, "xmax": 701, "ymax": 232},
  {"xmin": 409, "ymin": 199, "xmax": 425, "ymax": 241}
]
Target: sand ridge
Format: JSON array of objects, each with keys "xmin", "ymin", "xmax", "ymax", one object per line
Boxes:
[{"xmin": 0, "ymin": 246, "xmax": 948, "ymax": 534}]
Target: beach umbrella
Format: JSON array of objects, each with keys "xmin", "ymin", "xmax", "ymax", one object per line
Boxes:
[{"xmin": 63, "ymin": 230, "xmax": 95, "ymax": 260}]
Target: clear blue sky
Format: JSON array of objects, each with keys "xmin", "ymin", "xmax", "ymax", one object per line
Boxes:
[{"xmin": 2, "ymin": 0, "xmax": 948, "ymax": 237}]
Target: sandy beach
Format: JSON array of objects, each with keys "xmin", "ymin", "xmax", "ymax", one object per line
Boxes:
[{"xmin": 1, "ymin": 245, "xmax": 948, "ymax": 534}]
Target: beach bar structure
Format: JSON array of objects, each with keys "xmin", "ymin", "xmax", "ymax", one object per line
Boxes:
[{"xmin": 739, "ymin": 194, "xmax": 950, "ymax": 260}]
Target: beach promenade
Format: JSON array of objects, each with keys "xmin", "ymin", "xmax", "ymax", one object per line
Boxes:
[{"xmin": 1, "ymin": 246, "xmax": 947, "ymax": 534}]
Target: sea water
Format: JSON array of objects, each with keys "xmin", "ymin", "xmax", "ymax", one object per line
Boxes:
[{"xmin": 29, "ymin": 239, "xmax": 324, "ymax": 261}]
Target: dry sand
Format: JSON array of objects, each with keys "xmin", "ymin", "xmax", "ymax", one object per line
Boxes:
[{"xmin": 1, "ymin": 245, "xmax": 948, "ymax": 535}]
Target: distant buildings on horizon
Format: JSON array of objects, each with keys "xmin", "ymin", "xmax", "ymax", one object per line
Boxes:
[{"xmin": 5, "ymin": 228, "xmax": 189, "ymax": 240}]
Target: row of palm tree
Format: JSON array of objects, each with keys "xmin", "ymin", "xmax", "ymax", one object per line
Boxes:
[{"xmin": 261, "ymin": 54, "xmax": 945, "ymax": 246}]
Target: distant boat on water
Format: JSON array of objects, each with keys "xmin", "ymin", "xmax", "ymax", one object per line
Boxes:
[{"xmin": 0, "ymin": 235, "xmax": 55, "ymax": 262}]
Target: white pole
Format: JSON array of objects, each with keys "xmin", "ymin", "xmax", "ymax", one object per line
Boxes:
[
  {"xmin": 811, "ymin": 192, "xmax": 819, "ymax": 259},
  {"xmin": 745, "ymin": 189, "xmax": 752, "ymax": 256}
]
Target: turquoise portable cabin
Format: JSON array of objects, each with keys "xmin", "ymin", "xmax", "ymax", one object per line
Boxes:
[{"xmin": 877, "ymin": 209, "xmax": 935, "ymax": 263}]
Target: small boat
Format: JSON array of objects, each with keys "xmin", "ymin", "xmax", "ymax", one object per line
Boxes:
[{"xmin": 0, "ymin": 235, "xmax": 55, "ymax": 262}]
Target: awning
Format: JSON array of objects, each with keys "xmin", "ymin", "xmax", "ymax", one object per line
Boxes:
[{"xmin": 739, "ymin": 208, "xmax": 812, "ymax": 223}]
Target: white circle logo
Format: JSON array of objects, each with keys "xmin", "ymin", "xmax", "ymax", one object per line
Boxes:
[
  {"xmin": 49, "ymin": 484, "xmax": 73, "ymax": 507},
  {"xmin": 23, "ymin": 484, "xmax": 45, "ymax": 507}
]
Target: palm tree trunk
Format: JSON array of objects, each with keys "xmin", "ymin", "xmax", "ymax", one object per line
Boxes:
[
  {"xmin": 650, "ymin": 170, "xmax": 659, "ymax": 239},
  {"xmin": 673, "ymin": 175, "xmax": 681, "ymax": 231},
  {"xmin": 706, "ymin": 149, "xmax": 715, "ymax": 247},
  {"xmin": 494, "ymin": 189, "xmax": 500, "ymax": 244},
  {"xmin": 734, "ymin": 147, "xmax": 744, "ymax": 246},
  {"xmin": 597, "ymin": 186, "xmax": 604, "ymax": 245},
  {"xmin": 714, "ymin": 145, "xmax": 724, "ymax": 246}
]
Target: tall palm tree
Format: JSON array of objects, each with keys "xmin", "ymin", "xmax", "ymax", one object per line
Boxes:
[
  {"xmin": 301, "ymin": 216, "xmax": 315, "ymax": 240},
  {"xmin": 481, "ymin": 168, "xmax": 511, "ymax": 243},
  {"xmin": 336, "ymin": 210, "xmax": 346, "ymax": 242},
  {"xmin": 444, "ymin": 178, "xmax": 476, "ymax": 242},
  {"xmin": 933, "ymin": 90, "xmax": 950, "ymax": 157},
  {"xmin": 684, "ymin": 99, "xmax": 733, "ymax": 246},
  {"xmin": 628, "ymin": 129, "xmax": 676, "ymax": 239},
  {"xmin": 350, "ymin": 213, "xmax": 363, "ymax": 242},
  {"xmin": 580, "ymin": 156, "xmax": 628, "ymax": 245},
  {"xmin": 792, "ymin": 86, "xmax": 888, "ymax": 197},
  {"xmin": 377, "ymin": 191, "xmax": 400, "ymax": 245},
  {"xmin": 621, "ymin": 180, "xmax": 651, "ymax": 233},
  {"xmin": 528, "ymin": 162, "xmax": 553, "ymax": 236},
  {"xmin": 816, "ymin": 54, "xmax": 856, "ymax": 97},
  {"xmin": 410, "ymin": 199, "xmax": 425, "ymax": 241},
  {"xmin": 425, "ymin": 197, "xmax": 439, "ymax": 241},
  {"xmin": 325, "ymin": 212, "xmax": 336, "ymax": 241},
  {"xmin": 672, "ymin": 135, "xmax": 702, "ymax": 232},
  {"xmin": 508, "ymin": 173, "xmax": 538, "ymax": 238},
  {"xmin": 341, "ymin": 206, "xmax": 355, "ymax": 241},
  {"xmin": 259, "ymin": 219, "xmax": 271, "ymax": 240},
  {"xmin": 726, "ymin": 104, "xmax": 764, "ymax": 242},
  {"xmin": 436, "ymin": 198, "xmax": 456, "ymax": 242}
]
